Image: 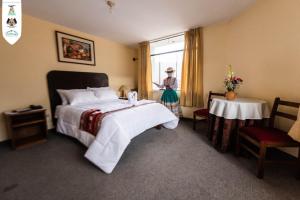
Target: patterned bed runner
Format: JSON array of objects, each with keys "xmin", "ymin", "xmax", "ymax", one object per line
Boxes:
[
  {"xmin": 79, "ymin": 102, "xmax": 156, "ymax": 136},
  {"xmin": 79, "ymin": 109, "xmax": 107, "ymax": 136}
]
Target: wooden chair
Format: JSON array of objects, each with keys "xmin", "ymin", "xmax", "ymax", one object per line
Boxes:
[
  {"xmin": 236, "ymin": 97, "xmax": 300, "ymax": 179},
  {"xmin": 193, "ymin": 91, "xmax": 225, "ymax": 130}
]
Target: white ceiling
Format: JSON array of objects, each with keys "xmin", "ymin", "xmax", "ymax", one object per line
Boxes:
[{"xmin": 23, "ymin": 0, "xmax": 255, "ymax": 46}]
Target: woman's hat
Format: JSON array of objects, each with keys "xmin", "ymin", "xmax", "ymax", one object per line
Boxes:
[{"xmin": 165, "ymin": 67, "xmax": 175, "ymax": 73}]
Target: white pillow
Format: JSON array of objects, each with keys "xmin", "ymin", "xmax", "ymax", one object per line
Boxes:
[
  {"xmin": 57, "ymin": 89, "xmax": 68, "ymax": 105},
  {"xmin": 87, "ymin": 87, "xmax": 118, "ymax": 101},
  {"xmin": 66, "ymin": 91, "xmax": 100, "ymax": 106},
  {"xmin": 57, "ymin": 89, "xmax": 86, "ymax": 105}
]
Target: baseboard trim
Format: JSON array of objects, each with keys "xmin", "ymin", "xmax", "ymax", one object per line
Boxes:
[
  {"xmin": 48, "ymin": 128, "xmax": 56, "ymax": 133},
  {"xmin": 0, "ymin": 139, "xmax": 10, "ymax": 146},
  {"xmin": 0, "ymin": 129, "xmax": 56, "ymax": 146},
  {"xmin": 180, "ymin": 117, "xmax": 193, "ymax": 121}
]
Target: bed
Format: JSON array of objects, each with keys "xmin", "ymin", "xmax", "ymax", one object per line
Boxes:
[{"xmin": 47, "ymin": 70, "xmax": 179, "ymax": 174}]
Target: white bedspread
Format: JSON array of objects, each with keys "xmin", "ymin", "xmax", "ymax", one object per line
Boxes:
[{"xmin": 56, "ymin": 99, "xmax": 179, "ymax": 174}]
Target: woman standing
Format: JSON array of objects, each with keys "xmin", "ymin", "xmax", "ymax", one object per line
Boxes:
[{"xmin": 153, "ymin": 67, "xmax": 182, "ymax": 117}]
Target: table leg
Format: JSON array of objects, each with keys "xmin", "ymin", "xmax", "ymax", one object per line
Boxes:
[
  {"xmin": 247, "ymin": 119, "xmax": 255, "ymax": 126},
  {"xmin": 221, "ymin": 119, "xmax": 234, "ymax": 152},
  {"xmin": 214, "ymin": 118, "xmax": 266, "ymax": 153},
  {"xmin": 238, "ymin": 120, "xmax": 246, "ymax": 128},
  {"xmin": 207, "ymin": 114, "xmax": 215, "ymax": 140},
  {"xmin": 211, "ymin": 117, "xmax": 221, "ymax": 148}
]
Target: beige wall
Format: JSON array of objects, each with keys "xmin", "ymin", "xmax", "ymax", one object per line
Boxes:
[
  {"xmin": 0, "ymin": 14, "xmax": 138, "ymax": 142},
  {"xmin": 203, "ymin": 0, "xmax": 300, "ymax": 155}
]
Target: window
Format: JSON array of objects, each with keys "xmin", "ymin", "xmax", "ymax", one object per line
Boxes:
[{"xmin": 150, "ymin": 35, "xmax": 184, "ymax": 90}]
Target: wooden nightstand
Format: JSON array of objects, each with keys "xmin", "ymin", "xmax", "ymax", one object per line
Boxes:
[{"xmin": 3, "ymin": 109, "xmax": 47, "ymax": 149}]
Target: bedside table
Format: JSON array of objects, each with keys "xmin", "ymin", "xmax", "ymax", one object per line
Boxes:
[{"xmin": 3, "ymin": 109, "xmax": 47, "ymax": 150}]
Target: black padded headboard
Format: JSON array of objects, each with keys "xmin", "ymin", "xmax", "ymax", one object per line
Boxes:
[{"xmin": 47, "ymin": 70, "xmax": 109, "ymax": 126}]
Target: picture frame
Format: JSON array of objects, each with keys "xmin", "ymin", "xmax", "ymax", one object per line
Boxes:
[{"xmin": 55, "ymin": 31, "xmax": 96, "ymax": 66}]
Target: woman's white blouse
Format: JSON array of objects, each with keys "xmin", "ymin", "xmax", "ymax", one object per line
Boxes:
[{"xmin": 161, "ymin": 77, "xmax": 178, "ymax": 90}]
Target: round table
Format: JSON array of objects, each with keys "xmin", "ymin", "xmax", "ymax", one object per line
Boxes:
[{"xmin": 209, "ymin": 97, "xmax": 270, "ymax": 152}]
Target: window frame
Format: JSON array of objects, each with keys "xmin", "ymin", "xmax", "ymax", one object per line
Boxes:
[{"xmin": 150, "ymin": 35, "xmax": 184, "ymax": 92}]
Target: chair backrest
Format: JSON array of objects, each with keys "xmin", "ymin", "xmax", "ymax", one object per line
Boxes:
[
  {"xmin": 207, "ymin": 91, "xmax": 225, "ymax": 108},
  {"xmin": 269, "ymin": 97, "xmax": 300, "ymax": 128}
]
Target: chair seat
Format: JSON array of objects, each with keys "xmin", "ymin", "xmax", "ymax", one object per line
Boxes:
[
  {"xmin": 194, "ymin": 108, "xmax": 209, "ymax": 118},
  {"xmin": 240, "ymin": 126, "xmax": 297, "ymax": 144}
]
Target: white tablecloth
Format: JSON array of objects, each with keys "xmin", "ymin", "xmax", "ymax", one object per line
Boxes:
[{"xmin": 209, "ymin": 97, "xmax": 270, "ymax": 120}]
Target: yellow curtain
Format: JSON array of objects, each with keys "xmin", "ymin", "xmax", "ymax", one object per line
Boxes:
[
  {"xmin": 180, "ymin": 27, "xmax": 204, "ymax": 107},
  {"xmin": 138, "ymin": 41, "xmax": 153, "ymax": 99}
]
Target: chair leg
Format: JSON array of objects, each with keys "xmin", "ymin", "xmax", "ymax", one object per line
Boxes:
[
  {"xmin": 193, "ymin": 113, "xmax": 196, "ymax": 130},
  {"xmin": 235, "ymin": 132, "xmax": 241, "ymax": 156},
  {"xmin": 257, "ymin": 144, "xmax": 267, "ymax": 179},
  {"xmin": 207, "ymin": 115, "xmax": 211, "ymax": 138},
  {"xmin": 297, "ymin": 147, "xmax": 300, "ymax": 180}
]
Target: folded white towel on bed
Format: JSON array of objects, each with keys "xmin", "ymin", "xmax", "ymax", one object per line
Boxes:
[{"xmin": 128, "ymin": 91, "xmax": 138, "ymax": 105}]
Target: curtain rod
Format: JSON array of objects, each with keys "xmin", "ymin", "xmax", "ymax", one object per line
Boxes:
[
  {"xmin": 150, "ymin": 32, "xmax": 185, "ymax": 44},
  {"xmin": 150, "ymin": 49, "xmax": 184, "ymax": 57}
]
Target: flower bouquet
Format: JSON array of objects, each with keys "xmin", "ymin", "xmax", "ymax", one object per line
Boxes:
[{"xmin": 224, "ymin": 65, "xmax": 243, "ymax": 100}]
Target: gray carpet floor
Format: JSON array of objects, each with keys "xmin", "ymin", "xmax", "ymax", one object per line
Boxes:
[{"xmin": 0, "ymin": 120, "xmax": 299, "ymax": 200}]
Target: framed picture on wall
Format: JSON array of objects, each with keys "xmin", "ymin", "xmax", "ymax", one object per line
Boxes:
[{"xmin": 55, "ymin": 31, "xmax": 96, "ymax": 66}]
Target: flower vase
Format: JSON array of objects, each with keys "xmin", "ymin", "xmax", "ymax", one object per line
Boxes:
[{"xmin": 226, "ymin": 91, "xmax": 237, "ymax": 100}]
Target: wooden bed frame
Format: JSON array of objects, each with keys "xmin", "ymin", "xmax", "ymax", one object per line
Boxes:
[{"xmin": 47, "ymin": 70, "xmax": 109, "ymax": 126}]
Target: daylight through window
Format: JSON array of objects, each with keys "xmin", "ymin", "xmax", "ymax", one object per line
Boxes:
[{"xmin": 150, "ymin": 35, "xmax": 184, "ymax": 90}]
